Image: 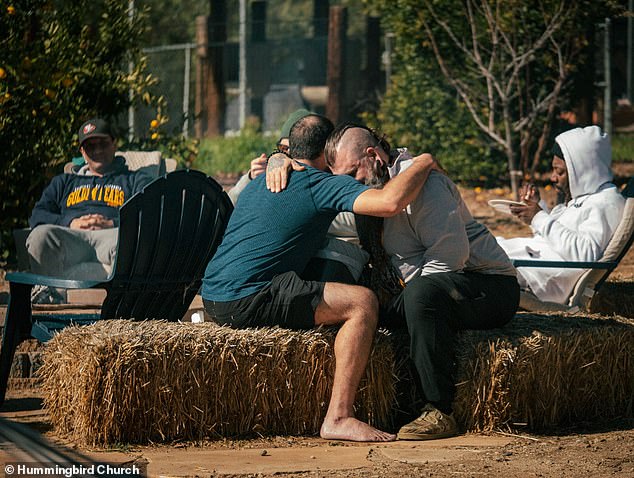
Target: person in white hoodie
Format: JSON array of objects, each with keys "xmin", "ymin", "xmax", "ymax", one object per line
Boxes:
[{"xmin": 497, "ymin": 125, "xmax": 626, "ymax": 304}]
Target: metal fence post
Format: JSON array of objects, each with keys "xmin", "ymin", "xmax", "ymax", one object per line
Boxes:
[
  {"xmin": 604, "ymin": 18, "xmax": 612, "ymax": 136},
  {"xmin": 128, "ymin": 0, "xmax": 135, "ymax": 141},
  {"xmin": 183, "ymin": 44, "xmax": 192, "ymax": 138}
]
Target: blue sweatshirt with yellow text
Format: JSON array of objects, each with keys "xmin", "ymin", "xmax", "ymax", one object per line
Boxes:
[{"xmin": 29, "ymin": 157, "xmax": 152, "ymax": 228}]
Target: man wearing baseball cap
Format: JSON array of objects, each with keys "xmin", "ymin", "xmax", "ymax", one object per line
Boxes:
[{"xmin": 26, "ymin": 118, "xmax": 152, "ymax": 302}]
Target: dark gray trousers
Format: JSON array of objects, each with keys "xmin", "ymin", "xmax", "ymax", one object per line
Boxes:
[{"xmin": 384, "ymin": 272, "xmax": 519, "ymax": 413}]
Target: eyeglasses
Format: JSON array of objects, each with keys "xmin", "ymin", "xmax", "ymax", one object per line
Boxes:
[
  {"xmin": 368, "ymin": 130, "xmax": 391, "ymax": 155},
  {"xmin": 276, "ymin": 143, "xmax": 290, "ymax": 153}
]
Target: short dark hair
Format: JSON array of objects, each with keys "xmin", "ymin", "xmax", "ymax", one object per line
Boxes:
[
  {"xmin": 552, "ymin": 141, "xmax": 564, "ymax": 160},
  {"xmin": 289, "ymin": 114, "xmax": 334, "ymax": 162}
]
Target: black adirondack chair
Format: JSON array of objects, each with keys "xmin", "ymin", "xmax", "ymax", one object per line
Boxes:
[{"xmin": 0, "ymin": 169, "xmax": 233, "ymax": 405}]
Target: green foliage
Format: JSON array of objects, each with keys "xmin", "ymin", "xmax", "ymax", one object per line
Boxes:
[
  {"xmin": 138, "ymin": 0, "xmax": 368, "ymax": 46},
  {"xmin": 195, "ymin": 129, "xmax": 277, "ymax": 176},
  {"xmin": 362, "ymin": 0, "xmax": 507, "ymax": 182},
  {"xmin": 612, "ymin": 134, "xmax": 634, "ymax": 163},
  {"xmin": 363, "ymin": 0, "xmax": 622, "ymax": 183},
  {"xmin": 121, "ymin": 112, "xmax": 200, "ymax": 167},
  {"xmin": 0, "ymin": 0, "xmax": 160, "ymax": 261},
  {"xmin": 137, "ymin": 0, "xmax": 207, "ymax": 45},
  {"xmin": 361, "ymin": 64, "xmax": 506, "ymax": 185}
]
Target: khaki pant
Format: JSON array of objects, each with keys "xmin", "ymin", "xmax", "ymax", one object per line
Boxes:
[{"xmin": 26, "ymin": 224, "xmax": 118, "ymax": 280}]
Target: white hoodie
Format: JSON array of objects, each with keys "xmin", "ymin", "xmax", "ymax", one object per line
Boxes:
[{"xmin": 498, "ymin": 126, "xmax": 625, "ymax": 304}]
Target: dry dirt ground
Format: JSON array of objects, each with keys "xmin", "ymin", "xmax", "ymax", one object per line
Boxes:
[{"xmin": 1, "ymin": 169, "xmax": 634, "ymax": 478}]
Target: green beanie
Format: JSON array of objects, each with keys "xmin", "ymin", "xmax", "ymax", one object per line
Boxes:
[{"xmin": 279, "ymin": 109, "xmax": 313, "ymax": 139}]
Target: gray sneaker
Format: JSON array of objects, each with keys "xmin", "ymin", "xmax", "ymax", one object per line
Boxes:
[
  {"xmin": 397, "ymin": 403, "xmax": 458, "ymax": 440},
  {"xmin": 31, "ymin": 285, "xmax": 66, "ymax": 304}
]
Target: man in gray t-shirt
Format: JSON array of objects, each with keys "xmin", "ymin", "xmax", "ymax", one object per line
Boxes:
[{"xmin": 325, "ymin": 123, "xmax": 520, "ymax": 441}]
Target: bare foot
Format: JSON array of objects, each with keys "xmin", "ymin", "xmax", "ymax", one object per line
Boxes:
[{"xmin": 320, "ymin": 417, "xmax": 396, "ymax": 442}]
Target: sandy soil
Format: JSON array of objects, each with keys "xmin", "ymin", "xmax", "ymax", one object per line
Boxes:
[
  {"xmin": 1, "ymin": 173, "xmax": 634, "ymax": 477},
  {"xmin": 2, "ymin": 388, "xmax": 634, "ymax": 478}
]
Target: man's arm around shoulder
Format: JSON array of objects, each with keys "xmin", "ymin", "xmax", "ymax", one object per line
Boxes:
[{"xmin": 352, "ymin": 153, "xmax": 436, "ymax": 217}]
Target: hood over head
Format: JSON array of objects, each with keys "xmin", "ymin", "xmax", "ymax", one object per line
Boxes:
[{"xmin": 554, "ymin": 126, "xmax": 612, "ymax": 199}]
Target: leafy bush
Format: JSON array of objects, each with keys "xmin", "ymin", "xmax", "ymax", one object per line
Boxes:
[
  {"xmin": 121, "ymin": 113, "xmax": 200, "ymax": 168},
  {"xmin": 363, "ymin": 0, "xmax": 621, "ymax": 186},
  {"xmin": 195, "ymin": 128, "xmax": 277, "ymax": 176},
  {"xmin": 0, "ymin": 0, "xmax": 159, "ymax": 261},
  {"xmin": 362, "ymin": 64, "xmax": 506, "ymax": 185},
  {"xmin": 612, "ymin": 134, "xmax": 634, "ymax": 163}
]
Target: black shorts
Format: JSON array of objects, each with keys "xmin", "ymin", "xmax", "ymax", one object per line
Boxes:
[{"xmin": 203, "ymin": 271, "xmax": 325, "ymax": 330}]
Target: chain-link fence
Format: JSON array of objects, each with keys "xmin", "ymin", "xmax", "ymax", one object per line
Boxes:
[
  {"xmin": 130, "ymin": 43, "xmax": 196, "ymax": 139},
  {"xmin": 130, "ymin": 29, "xmax": 371, "ymax": 139}
]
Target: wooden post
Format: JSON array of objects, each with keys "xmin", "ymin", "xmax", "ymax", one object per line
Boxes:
[
  {"xmin": 194, "ymin": 1, "xmax": 226, "ymax": 138},
  {"xmin": 194, "ymin": 15, "xmax": 208, "ymax": 138},
  {"xmin": 326, "ymin": 6, "xmax": 347, "ymax": 123},
  {"xmin": 250, "ymin": 1, "xmax": 267, "ymax": 120},
  {"xmin": 365, "ymin": 16, "xmax": 381, "ymax": 97}
]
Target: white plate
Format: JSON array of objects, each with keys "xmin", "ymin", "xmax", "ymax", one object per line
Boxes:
[{"xmin": 488, "ymin": 199, "xmax": 526, "ymax": 215}]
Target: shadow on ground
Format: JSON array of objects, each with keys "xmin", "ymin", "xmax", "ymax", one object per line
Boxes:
[{"xmin": 590, "ymin": 281, "xmax": 634, "ymax": 318}]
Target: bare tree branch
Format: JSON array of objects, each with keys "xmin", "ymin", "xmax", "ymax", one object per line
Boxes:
[
  {"xmin": 424, "ymin": 0, "xmax": 506, "ymax": 100},
  {"xmin": 419, "ymin": 11, "xmax": 508, "ymax": 149},
  {"xmin": 414, "ymin": 0, "xmax": 597, "ymax": 195}
]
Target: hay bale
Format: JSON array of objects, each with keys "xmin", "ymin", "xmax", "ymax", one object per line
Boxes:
[
  {"xmin": 453, "ymin": 313, "xmax": 634, "ymax": 432},
  {"xmin": 39, "ymin": 312, "xmax": 634, "ymax": 444},
  {"xmin": 39, "ymin": 321, "xmax": 397, "ymax": 445}
]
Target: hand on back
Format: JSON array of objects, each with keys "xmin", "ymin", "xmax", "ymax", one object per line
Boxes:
[{"xmin": 265, "ymin": 152, "xmax": 305, "ymax": 193}]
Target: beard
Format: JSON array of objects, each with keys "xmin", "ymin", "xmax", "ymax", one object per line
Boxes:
[
  {"xmin": 364, "ymin": 160, "xmax": 390, "ymax": 189},
  {"xmin": 554, "ymin": 183, "xmax": 571, "ymax": 204}
]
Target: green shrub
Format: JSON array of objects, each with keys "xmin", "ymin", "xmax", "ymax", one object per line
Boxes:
[
  {"xmin": 362, "ymin": 63, "xmax": 506, "ymax": 186},
  {"xmin": 196, "ymin": 131, "xmax": 277, "ymax": 176},
  {"xmin": 121, "ymin": 114, "xmax": 200, "ymax": 168},
  {"xmin": 612, "ymin": 133, "xmax": 634, "ymax": 163},
  {"xmin": 0, "ymin": 0, "xmax": 160, "ymax": 261},
  {"xmin": 363, "ymin": 0, "xmax": 621, "ymax": 186}
]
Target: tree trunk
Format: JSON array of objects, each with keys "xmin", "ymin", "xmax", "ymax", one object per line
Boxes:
[
  {"xmin": 326, "ymin": 6, "xmax": 347, "ymax": 124},
  {"xmin": 503, "ymin": 103, "xmax": 521, "ymax": 198},
  {"xmin": 507, "ymin": 148, "xmax": 522, "ymax": 200}
]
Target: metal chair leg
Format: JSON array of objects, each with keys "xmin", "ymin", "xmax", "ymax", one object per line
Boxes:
[{"xmin": 0, "ymin": 282, "xmax": 33, "ymax": 407}]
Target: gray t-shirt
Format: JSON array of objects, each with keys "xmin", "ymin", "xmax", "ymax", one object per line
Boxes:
[{"xmin": 383, "ymin": 157, "xmax": 516, "ymax": 283}]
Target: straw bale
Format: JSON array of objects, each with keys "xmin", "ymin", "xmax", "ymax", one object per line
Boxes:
[
  {"xmin": 39, "ymin": 312, "xmax": 634, "ymax": 444},
  {"xmin": 589, "ymin": 281, "xmax": 634, "ymax": 318},
  {"xmin": 453, "ymin": 313, "xmax": 634, "ymax": 432},
  {"xmin": 39, "ymin": 320, "xmax": 397, "ymax": 445}
]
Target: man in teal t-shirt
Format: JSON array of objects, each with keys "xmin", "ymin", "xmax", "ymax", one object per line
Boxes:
[
  {"xmin": 202, "ymin": 114, "xmax": 438, "ymax": 443},
  {"xmin": 202, "ymin": 156, "xmax": 367, "ymax": 311}
]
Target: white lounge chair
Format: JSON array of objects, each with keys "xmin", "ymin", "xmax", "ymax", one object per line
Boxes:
[{"xmin": 512, "ymin": 177, "xmax": 634, "ymax": 312}]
